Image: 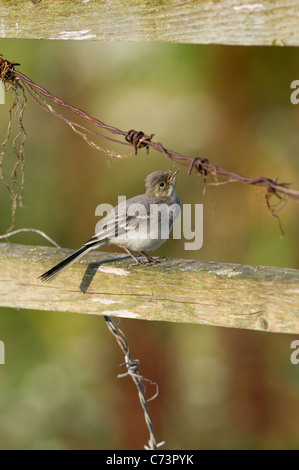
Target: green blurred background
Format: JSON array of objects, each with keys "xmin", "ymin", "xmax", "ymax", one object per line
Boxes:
[{"xmin": 0, "ymin": 39, "xmax": 299, "ymax": 450}]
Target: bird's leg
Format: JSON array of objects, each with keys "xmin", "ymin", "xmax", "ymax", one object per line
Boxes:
[
  {"xmin": 123, "ymin": 248, "xmax": 166, "ymax": 266},
  {"xmin": 139, "ymin": 251, "xmax": 167, "ymax": 265},
  {"xmin": 124, "ymin": 247, "xmax": 144, "ymax": 265}
]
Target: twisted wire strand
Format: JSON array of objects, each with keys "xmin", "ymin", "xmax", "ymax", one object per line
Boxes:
[
  {"xmin": 10, "ymin": 68, "xmax": 299, "ymax": 203},
  {"xmin": 104, "ymin": 315, "xmax": 165, "ymax": 450}
]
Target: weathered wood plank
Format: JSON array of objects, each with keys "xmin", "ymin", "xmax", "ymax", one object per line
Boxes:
[
  {"xmin": 0, "ymin": 0, "xmax": 298, "ymax": 45},
  {"xmin": 0, "ymin": 243, "xmax": 299, "ymax": 333}
]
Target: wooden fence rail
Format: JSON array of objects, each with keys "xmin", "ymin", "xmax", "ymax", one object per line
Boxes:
[
  {"xmin": 1, "ymin": 243, "xmax": 299, "ymax": 334},
  {"xmin": 1, "ymin": 0, "xmax": 299, "ymax": 46}
]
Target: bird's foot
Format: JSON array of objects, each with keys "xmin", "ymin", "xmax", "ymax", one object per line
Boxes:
[
  {"xmin": 124, "ymin": 248, "xmax": 167, "ymax": 267},
  {"xmin": 140, "ymin": 252, "xmax": 167, "ymax": 265},
  {"xmin": 131, "ymin": 258, "xmax": 146, "ymax": 266}
]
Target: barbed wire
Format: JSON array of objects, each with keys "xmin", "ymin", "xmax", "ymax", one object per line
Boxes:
[
  {"xmin": 14, "ymin": 70, "xmax": 299, "ymax": 203},
  {"xmin": 0, "ymin": 226, "xmax": 164, "ymax": 449},
  {"xmin": 1, "ymin": 54, "xmax": 298, "ymax": 236},
  {"xmin": 104, "ymin": 315, "xmax": 165, "ymax": 450},
  {"xmin": 2, "ymin": 54, "xmax": 298, "ymax": 448},
  {"xmin": 15, "ymin": 69, "xmax": 299, "ymax": 200}
]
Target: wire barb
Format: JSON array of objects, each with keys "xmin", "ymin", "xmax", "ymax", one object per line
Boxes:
[
  {"xmin": 125, "ymin": 130, "xmax": 155, "ymax": 154},
  {"xmin": 188, "ymin": 157, "xmax": 209, "ymax": 182},
  {"xmin": 0, "ymin": 54, "xmax": 20, "ymax": 83}
]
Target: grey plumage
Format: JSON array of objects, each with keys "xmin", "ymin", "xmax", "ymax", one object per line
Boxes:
[{"xmin": 39, "ymin": 169, "xmax": 181, "ymax": 282}]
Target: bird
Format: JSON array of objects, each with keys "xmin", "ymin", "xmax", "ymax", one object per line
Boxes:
[{"xmin": 39, "ymin": 168, "xmax": 181, "ymax": 283}]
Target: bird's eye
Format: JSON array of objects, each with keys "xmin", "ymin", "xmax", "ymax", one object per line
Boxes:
[{"xmin": 159, "ymin": 182, "xmax": 165, "ymax": 187}]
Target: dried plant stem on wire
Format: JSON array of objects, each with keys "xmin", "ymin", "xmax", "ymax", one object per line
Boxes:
[
  {"xmin": 0, "ymin": 80, "xmax": 27, "ymax": 230},
  {"xmin": 25, "ymin": 82, "xmax": 135, "ymax": 160}
]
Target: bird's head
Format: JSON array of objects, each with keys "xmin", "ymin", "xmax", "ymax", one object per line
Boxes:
[{"xmin": 145, "ymin": 168, "xmax": 179, "ymax": 198}]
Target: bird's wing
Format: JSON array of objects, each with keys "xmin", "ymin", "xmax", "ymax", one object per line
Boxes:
[{"xmin": 84, "ymin": 198, "xmax": 152, "ymax": 247}]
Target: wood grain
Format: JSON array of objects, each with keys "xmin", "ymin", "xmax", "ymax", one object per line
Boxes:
[
  {"xmin": 0, "ymin": 1, "xmax": 299, "ymax": 45},
  {"xmin": 1, "ymin": 243, "xmax": 299, "ymax": 333}
]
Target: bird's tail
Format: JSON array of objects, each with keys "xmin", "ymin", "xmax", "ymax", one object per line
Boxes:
[{"xmin": 39, "ymin": 245, "xmax": 93, "ymax": 283}]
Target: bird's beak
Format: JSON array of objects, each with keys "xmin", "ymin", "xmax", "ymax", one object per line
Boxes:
[{"xmin": 167, "ymin": 168, "xmax": 180, "ymax": 183}]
